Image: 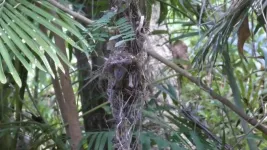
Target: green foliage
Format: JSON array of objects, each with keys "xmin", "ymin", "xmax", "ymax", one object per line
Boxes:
[
  {"xmin": 112, "ymin": 17, "xmax": 135, "ymax": 47},
  {"xmin": 143, "ymin": 84, "xmax": 219, "ymax": 150},
  {"xmin": 143, "ymin": 0, "xmax": 267, "ymax": 146},
  {"xmin": 0, "ymin": 0, "xmax": 89, "ymax": 87},
  {"xmin": 86, "ymin": 11, "xmax": 116, "ymax": 43},
  {"xmin": 79, "ymin": 131, "xmax": 188, "ymax": 150},
  {"xmin": 86, "ymin": 10, "xmax": 135, "ymax": 48},
  {"xmin": 0, "ymin": 121, "xmax": 67, "ymax": 149},
  {"xmin": 1, "ymin": 0, "xmax": 267, "ymax": 150},
  {"xmin": 158, "ymin": 1, "xmax": 168, "ymax": 24},
  {"xmin": 89, "ymin": 11, "xmax": 116, "ymax": 31}
]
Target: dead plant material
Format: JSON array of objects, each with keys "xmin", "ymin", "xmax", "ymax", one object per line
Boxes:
[
  {"xmin": 104, "ymin": 49, "xmax": 146, "ymax": 150},
  {"xmin": 237, "ymin": 16, "xmax": 250, "ymax": 58},
  {"xmin": 104, "ymin": 0, "xmax": 148, "ymax": 149}
]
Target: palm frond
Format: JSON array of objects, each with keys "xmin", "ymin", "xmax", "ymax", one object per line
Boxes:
[
  {"xmin": 0, "ymin": 121, "xmax": 67, "ymax": 149},
  {"xmin": 0, "ymin": 0, "xmax": 90, "ymax": 86},
  {"xmin": 79, "ymin": 130, "xmax": 187, "ymax": 150},
  {"xmin": 193, "ymin": 0, "xmax": 253, "ymax": 68}
]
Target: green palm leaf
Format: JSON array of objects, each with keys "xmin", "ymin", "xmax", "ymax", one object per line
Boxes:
[{"xmin": 0, "ymin": 0, "xmax": 90, "ymax": 86}]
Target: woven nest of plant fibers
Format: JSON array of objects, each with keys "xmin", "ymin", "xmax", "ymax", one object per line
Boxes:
[{"xmin": 103, "ymin": 47, "xmax": 147, "ymax": 149}]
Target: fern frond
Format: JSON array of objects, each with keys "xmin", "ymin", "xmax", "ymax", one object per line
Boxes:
[
  {"xmin": 113, "ymin": 18, "xmax": 135, "ymax": 47},
  {"xmin": 86, "ymin": 11, "xmax": 136, "ymax": 48},
  {"xmin": 89, "ymin": 11, "xmax": 116, "ymax": 31}
]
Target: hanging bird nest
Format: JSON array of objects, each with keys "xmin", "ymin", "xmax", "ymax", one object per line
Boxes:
[{"xmin": 103, "ymin": 48, "xmax": 147, "ymax": 149}]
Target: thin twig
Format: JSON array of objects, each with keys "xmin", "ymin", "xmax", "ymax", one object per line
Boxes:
[{"xmin": 46, "ymin": 0, "xmax": 94, "ymax": 24}]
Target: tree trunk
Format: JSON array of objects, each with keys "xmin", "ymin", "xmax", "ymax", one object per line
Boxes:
[
  {"xmin": 74, "ymin": 44, "xmax": 110, "ymax": 132},
  {"xmin": 54, "ymin": 33, "xmax": 82, "ymax": 150},
  {"xmin": 40, "ymin": 15, "xmax": 82, "ymax": 150},
  {"xmin": 73, "ymin": 0, "xmax": 111, "ymax": 132}
]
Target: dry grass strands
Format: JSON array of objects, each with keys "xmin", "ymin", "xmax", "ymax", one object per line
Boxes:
[{"xmin": 104, "ymin": 49, "xmax": 146, "ymax": 150}]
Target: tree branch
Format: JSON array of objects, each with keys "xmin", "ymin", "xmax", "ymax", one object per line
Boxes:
[
  {"xmin": 47, "ymin": 0, "xmax": 267, "ymax": 135},
  {"xmin": 46, "ymin": 0, "xmax": 94, "ymax": 24},
  {"xmin": 146, "ymin": 48, "xmax": 267, "ymax": 135}
]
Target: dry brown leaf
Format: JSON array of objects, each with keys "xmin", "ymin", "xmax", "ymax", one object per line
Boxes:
[{"xmin": 237, "ymin": 16, "xmax": 250, "ymax": 57}]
